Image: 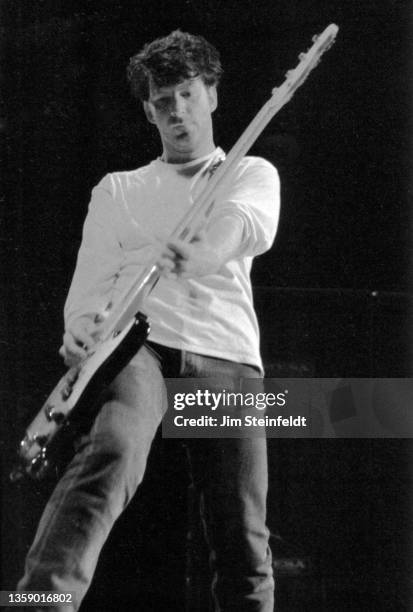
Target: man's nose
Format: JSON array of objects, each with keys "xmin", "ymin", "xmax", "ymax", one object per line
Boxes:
[{"xmin": 170, "ymin": 95, "xmax": 186, "ymax": 118}]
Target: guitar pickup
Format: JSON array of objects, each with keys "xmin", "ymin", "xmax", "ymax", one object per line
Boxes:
[
  {"xmin": 65, "ymin": 368, "xmax": 79, "ymax": 385},
  {"xmin": 60, "ymin": 385, "xmax": 73, "ymax": 400}
]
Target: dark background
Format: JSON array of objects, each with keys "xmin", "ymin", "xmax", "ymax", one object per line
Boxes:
[{"xmin": 1, "ymin": 1, "xmax": 412, "ymax": 610}]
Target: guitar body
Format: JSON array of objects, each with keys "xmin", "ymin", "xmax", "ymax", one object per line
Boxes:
[{"xmin": 11, "ymin": 312, "xmax": 149, "ymax": 481}]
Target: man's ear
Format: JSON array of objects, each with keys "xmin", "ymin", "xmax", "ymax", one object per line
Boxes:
[
  {"xmin": 208, "ymin": 86, "xmax": 218, "ymax": 113},
  {"xmin": 143, "ymin": 101, "xmax": 156, "ymax": 124}
]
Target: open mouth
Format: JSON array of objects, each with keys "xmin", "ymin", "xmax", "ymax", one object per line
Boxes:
[
  {"xmin": 172, "ymin": 124, "xmax": 189, "ymax": 134},
  {"xmin": 173, "ymin": 128, "xmax": 189, "ymax": 141}
]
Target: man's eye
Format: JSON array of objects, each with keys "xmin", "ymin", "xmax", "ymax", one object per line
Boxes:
[{"xmin": 181, "ymin": 91, "xmax": 191, "ymax": 98}]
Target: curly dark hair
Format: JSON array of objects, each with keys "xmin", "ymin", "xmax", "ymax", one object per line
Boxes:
[{"xmin": 127, "ymin": 30, "xmax": 223, "ymax": 101}]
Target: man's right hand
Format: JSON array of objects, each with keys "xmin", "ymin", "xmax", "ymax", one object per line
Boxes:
[{"xmin": 59, "ymin": 316, "xmax": 98, "ymax": 367}]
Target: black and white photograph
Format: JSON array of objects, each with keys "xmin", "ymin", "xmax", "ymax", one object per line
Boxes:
[{"xmin": 1, "ymin": 1, "xmax": 411, "ymax": 611}]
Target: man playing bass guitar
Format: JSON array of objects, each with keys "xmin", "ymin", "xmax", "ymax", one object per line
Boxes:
[{"xmin": 17, "ymin": 30, "xmax": 280, "ymax": 611}]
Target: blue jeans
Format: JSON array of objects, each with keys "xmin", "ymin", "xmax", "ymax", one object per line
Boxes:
[{"xmin": 17, "ymin": 343, "xmax": 274, "ymax": 611}]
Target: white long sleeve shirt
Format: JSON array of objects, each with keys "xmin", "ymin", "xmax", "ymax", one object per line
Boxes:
[{"xmin": 64, "ymin": 148, "xmax": 280, "ymax": 371}]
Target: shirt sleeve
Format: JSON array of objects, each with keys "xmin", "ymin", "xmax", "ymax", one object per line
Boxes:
[
  {"xmin": 208, "ymin": 156, "xmax": 280, "ymax": 257},
  {"xmin": 64, "ymin": 174, "xmax": 124, "ymax": 329}
]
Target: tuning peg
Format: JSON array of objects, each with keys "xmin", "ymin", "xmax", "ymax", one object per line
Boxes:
[
  {"xmin": 298, "ymin": 52, "xmax": 306, "ymax": 61},
  {"xmin": 312, "ymin": 34, "xmax": 319, "ymax": 43}
]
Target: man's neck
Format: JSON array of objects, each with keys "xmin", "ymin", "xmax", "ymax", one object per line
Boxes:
[
  {"xmin": 161, "ymin": 149, "xmax": 217, "ymax": 165},
  {"xmin": 161, "ymin": 141, "xmax": 216, "ymax": 164}
]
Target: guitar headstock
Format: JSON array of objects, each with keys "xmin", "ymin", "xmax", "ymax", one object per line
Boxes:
[{"xmin": 270, "ymin": 24, "xmax": 339, "ymax": 104}]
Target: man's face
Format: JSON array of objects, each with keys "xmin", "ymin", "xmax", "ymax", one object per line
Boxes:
[{"xmin": 143, "ymin": 76, "xmax": 217, "ymax": 163}]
